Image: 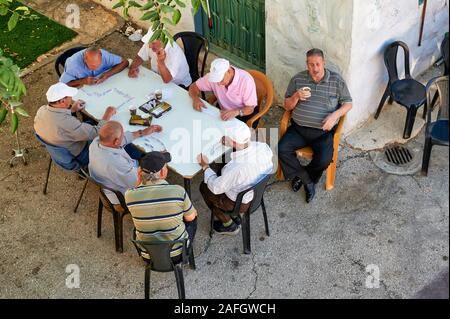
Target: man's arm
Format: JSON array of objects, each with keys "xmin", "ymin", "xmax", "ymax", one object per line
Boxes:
[
  {"xmin": 220, "ymin": 105, "xmax": 256, "ymax": 121},
  {"xmin": 97, "ymin": 59, "xmax": 129, "ymax": 83},
  {"xmin": 156, "ymin": 50, "xmax": 173, "ymax": 84},
  {"xmin": 66, "ymin": 77, "xmax": 98, "ymax": 88},
  {"xmin": 322, "ymin": 102, "xmax": 352, "ymax": 131},
  {"xmin": 128, "ymin": 55, "xmax": 144, "ymax": 78},
  {"xmin": 189, "ymin": 82, "xmax": 206, "ymax": 111}
]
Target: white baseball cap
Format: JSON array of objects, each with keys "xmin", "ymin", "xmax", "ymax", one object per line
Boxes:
[
  {"xmin": 224, "ymin": 120, "xmax": 251, "ymax": 144},
  {"xmin": 46, "ymin": 82, "xmax": 78, "ymax": 103},
  {"xmin": 208, "ymin": 58, "xmax": 230, "ymax": 83}
]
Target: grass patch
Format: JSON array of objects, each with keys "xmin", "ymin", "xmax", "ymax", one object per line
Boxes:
[{"xmin": 0, "ymin": 0, "xmax": 77, "ymax": 69}]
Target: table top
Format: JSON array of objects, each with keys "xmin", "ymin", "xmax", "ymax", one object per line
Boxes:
[{"xmin": 75, "ymin": 67, "xmax": 237, "ymax": 179}]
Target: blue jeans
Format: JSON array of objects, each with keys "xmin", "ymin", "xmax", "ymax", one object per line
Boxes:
[{"xmin": 75, "ymin": 143, "xmax": 90, "ymax": 167}]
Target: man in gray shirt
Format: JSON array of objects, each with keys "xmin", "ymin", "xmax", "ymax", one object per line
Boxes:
[
  {"xmin": 88, "ymin": 121, "xmax": 162, "ymax": 204},
  {"xmin": 278, "ymin": 49, "xmax": 353, "ymax": 203},
  {"xmin": 34, "ymin": 82, "xmax": 116, "ymax": 167}
]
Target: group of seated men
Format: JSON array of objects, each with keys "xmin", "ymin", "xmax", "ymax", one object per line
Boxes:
[{"xmin": 34, "ymin": 28, "xmax": 352, "ymax": 261}]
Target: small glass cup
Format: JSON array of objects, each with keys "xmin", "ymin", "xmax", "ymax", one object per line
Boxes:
[
  {"xmin": 129, "ymin": 105, "xmax": 137, "ymax": 116},
  {"xmin": 154, "ymin": 89, "xmax": 163, "ymax": 100}
]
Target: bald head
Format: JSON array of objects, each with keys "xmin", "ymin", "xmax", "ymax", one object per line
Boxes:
[
  {"xmin": 99, "ymin": 121, "xmax": 123, "ymax": 147},
  {"xmin": 84, "ymin": 47, "xmax": 102, "ymax": 70}
]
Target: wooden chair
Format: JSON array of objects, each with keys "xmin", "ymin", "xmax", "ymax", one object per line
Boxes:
[
  {"xmin": 276, "ymin": 111, "xmax": 346, "ymax": 191},
  {"xmin": 207, "ymin": 69, "xmax": 274, "ymax": 129}
]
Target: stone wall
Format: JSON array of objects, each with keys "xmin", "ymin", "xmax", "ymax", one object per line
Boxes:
[
  {"xmin": 91, "ymin": 0, "xmax": 195, "ymax": 34},
  {"xmin": 348, "ymin": 0, "xmax": 449, "ymax": 132},
  {"xmin": 266, "ymin": 0, "xmax": 354, "ymax": 107}
]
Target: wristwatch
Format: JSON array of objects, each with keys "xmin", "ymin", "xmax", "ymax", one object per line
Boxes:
[
  {"xmin": 239, "ymin": 109, "xmax": 244, "ymax": 117},
  {"xmin": 138, "ymin": 130, "xmax": 144, "ymax": 137}
]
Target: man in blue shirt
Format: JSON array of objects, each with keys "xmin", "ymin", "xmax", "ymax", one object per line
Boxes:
[{"xmin": 60, "ymin": 47, "xmax": 129, "ymax": 87}]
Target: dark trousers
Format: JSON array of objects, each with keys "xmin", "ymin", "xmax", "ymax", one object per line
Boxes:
[
  {"xmin": 199, "ymin": 182, "xmax": 250, "ymax": 223},
  {"xmin": 124, "ymin": 144, "xmax": 146, "ymax": 160},
  {"xmin": 278, "ymin": 121, "xmax": 335, "ymax": 185}
]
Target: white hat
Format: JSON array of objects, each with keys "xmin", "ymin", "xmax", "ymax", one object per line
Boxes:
[
  {"xmin": 208, "ymin": 58, "xmax": 230, "ymax": 83},
  {"xmin": 46, "ymin": 82, "xmax": 78, "ymax": 103},
  {"xmin": 224, "ymin": 120, "xmax": 251, "ymax": 144}
]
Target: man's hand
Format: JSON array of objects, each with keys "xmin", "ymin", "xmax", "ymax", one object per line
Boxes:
[
  {"xmin": 71, "ymin": 99, "xmax": 86, "ymax": 113},
  {"xmin": 143, "ymin": 125, "xmax": 163, "ymax": 135},
  {"xmin": 156, "ymin": 49, "xmax": 166, "ymax": 63},
  {"xmin": 322, "ymin": 112, "xmax": 340, "ymax": 131},
  {"xmin": 96, "ymin": 73, "xmax": 110, "ymax": 84},
  {"xmin": 296, "ymin": 88, "xmax": 312, "ymax": 101},
  {"xmin": 102, "ymin": 106, "xmax": 117, "ymax": 121},
  {"xmin": 84, "ymin": 77, "xmax": 98, "ymax": 86},
  {"xmin": 197, "ymin": 153, "xmax": 210, "ymax": 170},
  {"xmin": 193, "ymin": 98, "xmax": 205, "ymax": 112},
  {"xmin": 128, "ymin": 67, "xmax": 140, "ymax": 78},
  {"xmin": 220, "ymin": 109, "xmax": 239, "ymax": 121}
]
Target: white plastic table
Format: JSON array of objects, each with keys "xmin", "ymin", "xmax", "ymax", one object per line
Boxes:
[{"xmin": 75, "ymin": 67, "xmax": 238, "ymax": 195}]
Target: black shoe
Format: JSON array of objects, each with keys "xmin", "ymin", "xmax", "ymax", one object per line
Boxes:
[
  {"xmin": 305, "ymin": 183, "xmax": 316, "ymax": 203},
  {"xmin": 291, "ymin": 177, "xmax": 303, "ymax": 192},
  {"xmin": 213, "ymin": 221, "xmax": 241, "ymax": 236}
]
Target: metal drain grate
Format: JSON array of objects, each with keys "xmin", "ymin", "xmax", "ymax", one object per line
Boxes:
[{"xmin": 385, "ymin": 146, "xmax": 414, "ymax": 166}]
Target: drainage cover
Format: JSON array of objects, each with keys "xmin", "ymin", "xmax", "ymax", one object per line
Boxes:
[
  {"xmin": 385, "ymin": 146, "xmax": 413, "ymax": 166},
  {"xmin": 370, "ymin": 141, "xmax": 422, "ymax": 175}
]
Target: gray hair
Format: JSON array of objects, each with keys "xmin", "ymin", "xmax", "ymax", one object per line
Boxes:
[
  {"xmin": 307, "ymin": 48, "xmax": 325, "ymax": 59},
  {"xmin": 141, "ymin": 170, "xmax": 161, "ymax": 183}
]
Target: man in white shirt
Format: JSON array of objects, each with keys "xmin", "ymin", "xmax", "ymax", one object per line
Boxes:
[
  {"xmin": 128, "ymin": 30, "xmax": 192, "ymax": 88},
  {"xmin": 197, "ymin": 121, "xmax": 274, "ymax": 235}
]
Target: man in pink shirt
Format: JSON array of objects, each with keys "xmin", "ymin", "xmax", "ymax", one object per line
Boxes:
[{"xmin": 188, "ymin": 58, "xmax": 258, "ymax": 123}]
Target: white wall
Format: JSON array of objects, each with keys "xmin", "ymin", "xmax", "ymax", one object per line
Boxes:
[
  {"xmin": 347, "ymin": 0, "xmax": 449, "ymax": 132},
  {"xmin": 91, "ymin": 0, "xmax": 195, "ymax": 34},
  {"xmin": 265, "ymin": 0, "xmax": 354, "ymax": 105}
]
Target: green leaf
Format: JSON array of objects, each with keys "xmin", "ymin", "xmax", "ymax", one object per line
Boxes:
[
  {"xmin": 141, "ymin": 0, "xmax": 155, "ymax": 10},
  {"xmin": 112, "ymin": 1, "xmax": 125, "ymax": 10},
  {"xmin": 160, "ymin": 4, "xmax": 174, "ymax": 13},
  {"xmin": 140, "ymin": 10, "xmax": 157, "ymax": 20},
  {"xmin": 14, "ymin": 6, "xmax": 29, "ymax": 12},
  {"xmin": 162, "ymin": 17, "xmax": 175, "ymax": 26},
  {"xmin": 191, "ymin": 0, "xmax": 200, "ymax": 14},
  {"xmin": 200, "ymin": 0, "xmax": 208, "ymax": 13},
  {"xmin": 151, "ymin": 19, "xmax": 160, "ymax": 31},
  {"xmin": 0, "ymin": 6, "xmax": 8, "ymax": 16},
  {"xmin": 14, "ymin": 106, "xmax": 29, "ymax": 117},
  {"xmin": 128, "ymin": 1, "xmax": 142, "ymax": 8},
  {"xmin": 172, "ymin": 9, "xmax": 181, "ymax": 25},
  {"xmin": 7, "ymin": 12, "xmax": 19, "ymax": 31},
  {"xmin": 10, "ymin": 112, "xmax": 18, "ymax": 134},
  {"xmin": 175, "ymin": 0, "xmax": 186, "ymax": 8},
  {"xmin": 123, "ymin": 6, "xmax": 129, "ymax": 18},
  {"xmin": 149, "ymin": 29, "xmax": 161, "ymax": 42}
]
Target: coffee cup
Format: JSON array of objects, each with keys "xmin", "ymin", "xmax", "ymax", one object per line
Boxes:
[
  {"xmin": 154, "ymin": 89, "xmax": 163, "ymax": 100},
  {"xmin": 129, "ymin": 105, "xmax": 137, "ymax": 116}
]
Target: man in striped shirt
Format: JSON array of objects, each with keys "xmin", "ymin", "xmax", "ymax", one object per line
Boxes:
[
  {"xmin": 278, "ymin": 48, "xmax": 353, "ymax": 203},
  {"xmin": 125, "ymin": 152, "xmax": 197, "ymax": 260}
]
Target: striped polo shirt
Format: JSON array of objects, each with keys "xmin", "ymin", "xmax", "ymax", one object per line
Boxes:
[
  {"xmin": 285, "ymin": 69, "xmax": 352, "ymax": 129},
  {"xmin": 125, "ymin": 180, "xmax": 197, "ymax": 259}
]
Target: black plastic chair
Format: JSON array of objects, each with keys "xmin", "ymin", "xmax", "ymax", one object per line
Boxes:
[
  {"xmin": 34, "ymin": 132, "xmax": 88, "ymax": 213},
  {"xmin": 55, "ymin": 46, "xmax": 87, "ymax": 77},
  {"xmin": 443, "ymin": 34, "xmax": 449, "ymax": 76},
  {"xmin": 209, "ymin": 175, "xmax": 271, "ymax": 255},
  {"xmin": 431, "ymin": 35, "xmax": 449, "ymax": 108},
  {"xmin": 375, "ymin": 41, "xmax": 427, "ymax": 139},
  {"xmin": 132, "ymin": 237, "xmax": 195, "ymax": 299},
  {"xmin": 81, "ymin": 168, "xmax": 130, "ymax": 253},
  {"xmin": 421, "ymin": 76, "xmax": 449, "ymax": 176},
  {"xmin": 173, "ymin": 32, "xmax": 209, "ymax": 84}
]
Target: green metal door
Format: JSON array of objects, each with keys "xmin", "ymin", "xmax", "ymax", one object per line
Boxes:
[{"xmin": 202, "ymin": 0, "xmax": 265, "ymax": 71}]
